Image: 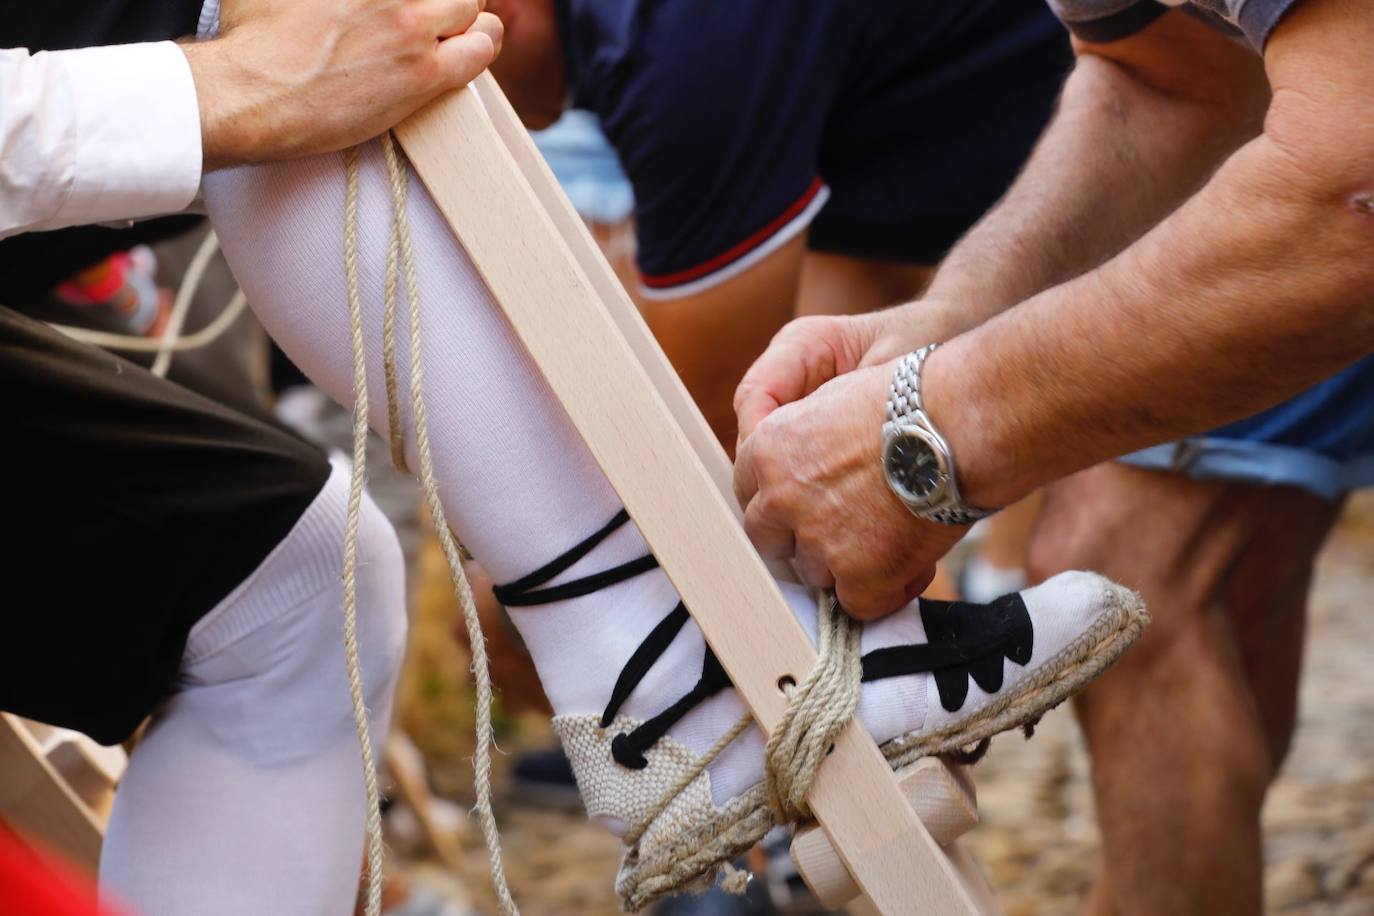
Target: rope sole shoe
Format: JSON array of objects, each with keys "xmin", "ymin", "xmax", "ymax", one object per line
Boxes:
[{"xmin": 495, "ymin": 513, "xmax": 1149, "ymax": 911}]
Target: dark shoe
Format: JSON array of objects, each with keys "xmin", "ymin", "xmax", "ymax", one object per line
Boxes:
[{"xmin": 509, "ymin": 746, "xmax": 583, "ymax": 811}]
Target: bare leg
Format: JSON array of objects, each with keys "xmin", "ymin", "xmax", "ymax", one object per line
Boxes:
[
  {"xmin": 639, "ymin": 235, "xmax": 805, "ymax": 450},
  {"xmin": 794, "ymin": 249, "xmax": 932, "ymax": 317},
  {"xmin": 1027, "ymin": 464, "xmax": 1338, "ymax": 915}
]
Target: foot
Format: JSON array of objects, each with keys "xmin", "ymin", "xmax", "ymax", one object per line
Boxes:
[{"xmin": 495, "ymin": 511, "xmax": 1148, "ymax": 910}]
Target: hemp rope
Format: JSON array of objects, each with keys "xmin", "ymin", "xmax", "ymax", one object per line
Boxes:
[
  {"xmin": 340, "ymin": 144, "xmax": 387, "ymax": 916},
  {"xmin": 340, "ymin": 135, "xmax": 520, "ymax": 916},
  {"xmin": 761, "ymin": 591, "xmax": 861, "ymax": 824},
  {"xmin": 620, "ymin": 591, "xmax": 863, "ymax": 900}
]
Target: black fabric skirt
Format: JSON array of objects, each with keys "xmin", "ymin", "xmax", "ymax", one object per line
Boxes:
[{"xmin": 0, "ymin": 306, "xmax": 330, "ymax": 744}]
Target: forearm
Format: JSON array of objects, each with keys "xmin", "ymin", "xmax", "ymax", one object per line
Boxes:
[
  {"xmin": 936, "ymin": 118, "xmax": 1374, "ymax": 508},
  {"xmin": 924, "ymin": 14, "xmax": 1267, "ymax": 327}
]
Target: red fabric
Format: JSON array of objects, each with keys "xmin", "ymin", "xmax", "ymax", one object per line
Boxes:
[{"xmin": 0, "ymin": 826, "xmax": 126, "ymax": 916}]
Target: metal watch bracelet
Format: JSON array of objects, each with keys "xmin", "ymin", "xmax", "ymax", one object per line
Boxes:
[{"xmin": 885, "ymin": 344, "xmax": 996, "ymax": 526}]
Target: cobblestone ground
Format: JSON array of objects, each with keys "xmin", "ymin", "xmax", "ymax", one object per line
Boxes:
[{"xmin": 394, "ymin": 493, "xmax": 1374, "ymax": 915}]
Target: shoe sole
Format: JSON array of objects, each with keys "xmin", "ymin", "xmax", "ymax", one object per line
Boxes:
[
  {"xmin": 882, "ymin": 578, "xmax": 1149, "ymax": 770},
  {"xmin": 618, "ymin": 579, "xmax": 1150, "ymax": 911}
]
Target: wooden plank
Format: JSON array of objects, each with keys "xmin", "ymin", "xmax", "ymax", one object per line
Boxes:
[
  {"xmin": 395, "ymin": 83, "xmax": 987, "ymax": 914},
  {"xmin": 792, "ymin": 758, "xmax": 979, "ymax": 908},
  {"xmin": 466, "ymin": 76, "xmax": 733, "ymax": 501},
  {"xmin": 0, "ymin": 713, "xmax": 104, "ymax": 871},
  {"xmin": 466, "ymin": 72, "xmax": 796, "ymax": 586},
  {"xmin": 384, "ymin": 732, "xmax": 466, "ymax": 872}
]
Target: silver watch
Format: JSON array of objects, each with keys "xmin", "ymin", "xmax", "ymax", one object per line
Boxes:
[{"xmin": 881, "ymin": 344, "xmax": 995, "ymax": 526}]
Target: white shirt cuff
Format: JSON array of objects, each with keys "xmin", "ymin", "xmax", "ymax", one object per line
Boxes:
[{"xmin": 50, "ymin": 41, "xmax": 203, "ymax": 229}]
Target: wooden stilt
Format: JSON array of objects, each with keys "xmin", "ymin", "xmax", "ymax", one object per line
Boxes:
[
  {"xmin": 0, "ymin": 713, "xmax": 119, "ymax": 871},
  {"xmin": 791, "ymin": 758, "xmax": 978, "ymax": 909},
  {"xmin": 395, "ymin": 74, "xmax": 998, "ymax": 915}
]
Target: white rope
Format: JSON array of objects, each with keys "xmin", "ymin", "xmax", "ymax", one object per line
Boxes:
[
  {"xmin": 46, "ymin": 230, "xmax": 249, "ymax": 362},
  {"xmin": 151, "ymin": 229, "xmax": 221, "ymax": 376},
  {"xmin": 48, "ymin": 289, "xmax": 248, "ymax": 353}
]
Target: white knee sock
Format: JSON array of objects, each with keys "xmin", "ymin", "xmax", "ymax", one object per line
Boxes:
[
  {"xmin": 202, "ymin": 146, "xmax": 945, "ymax": 813},
  {"xmin": 100, "ymin": 462, "xmax": 407, "ymax": 916}
]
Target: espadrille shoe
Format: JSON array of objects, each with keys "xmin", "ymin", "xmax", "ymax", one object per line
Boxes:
[{"xmin": 494, "ymin": 511, "xmax": 1148, "ymax": 911}]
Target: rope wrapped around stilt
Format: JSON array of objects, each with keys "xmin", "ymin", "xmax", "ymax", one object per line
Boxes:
[{"xmin": 616, "ymin": 592, "xmax": 863, "ymax": 910}]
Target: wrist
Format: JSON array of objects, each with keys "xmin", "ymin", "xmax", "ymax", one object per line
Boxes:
[
  {"xmin": 180, "ymin": 37, "xmax": 266, "ymax": 171},
  {"xmin": 920, "ymin": 336, "xmax": 1038, "ymax": 510},
  {"xmin": 861, "ymin": 300, "xmax": 974, "ymax": 367}
]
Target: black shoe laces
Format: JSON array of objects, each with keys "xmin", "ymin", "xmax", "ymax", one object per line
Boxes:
[{"xmin": 495, "ymin": 511, "xmax": 1036, "ymax": 770}]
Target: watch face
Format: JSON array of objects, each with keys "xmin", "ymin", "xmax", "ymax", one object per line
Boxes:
[{"xmin": 885, "ymin": 431, "xmax": 944, "ymax": 503}]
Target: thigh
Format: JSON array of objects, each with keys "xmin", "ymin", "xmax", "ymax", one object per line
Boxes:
[
  {"xmin": 1031, "ymin": 464, "xmax": 1330, "ymax": 635},
  {"xmin": 0, "ymin": 306, "xmax": 331, "ymax": 743}
]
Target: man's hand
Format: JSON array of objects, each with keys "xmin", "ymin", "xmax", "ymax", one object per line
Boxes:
[
  {"xmin": 733, "ymin": 359, "xmax": 965, "ymax": 619},
  {"xmin": 184, "ymin": 0, "xmax": 503, "ymax": 169},
  {"xmin": 734, "ymin": 299, "xmax": 969, "ymax": 446}
]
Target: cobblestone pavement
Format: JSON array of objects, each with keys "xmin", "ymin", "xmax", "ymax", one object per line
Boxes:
[{"xmin": 394, "ymin": 493, "xmax": 1374, "ymax": 915}]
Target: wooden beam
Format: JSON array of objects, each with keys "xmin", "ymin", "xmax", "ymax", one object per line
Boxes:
[
  {"xmin": 395, "ymin": 76, "xmax": 990, "ymax": 914},
  {"xmin": 0, "ymin": 713, "xmax": 104, "ymax": 872},
  {"xmin": 791, "ymin": 758, "xmax": 978, "ymax": 909}
]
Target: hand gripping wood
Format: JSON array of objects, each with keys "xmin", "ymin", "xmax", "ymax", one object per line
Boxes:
[{"xmin": 395, "ymin": 73, "xmax": 997, "ymax": 915}]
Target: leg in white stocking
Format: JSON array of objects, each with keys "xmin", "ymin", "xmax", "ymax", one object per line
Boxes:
[
  {"xmin": 204, "ymin": 143, "xmax": 1144, "ymax": 905},
  {"xmin": 100, "ymin": 464, "xmax": 406, "ymax": 916}
]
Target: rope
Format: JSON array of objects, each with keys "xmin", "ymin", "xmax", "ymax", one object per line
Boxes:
[
  {"xmin": 377, "ymin": 131, "xmax": 519, "ymax": 915},
  {"xmin": 48, "ymin": 288, "xmax": 248, "ymax": 353},
  {"xmin": 379, "ymin": 172, "xmax": 410, "ymax": 476},
  {"xmin": 151, "ymin": 229, "xmax": 220, "ymax": 376},
  {"xmin": 341, "ymin": 145, "xmax": 387, "ymax": 916},
  {"xmin": 762, "ymin": 591, "xmax": 861, "ymax": 824},
  {"xmin": 619, "ymin": 590, "xmax": 862, "ymax": 902},
  {"xmin": 342, "ymin": 133, "xmax": 519, "ymax": 915},
  {"xmin": 48, "ymin": 230, "xmax": 250, "ymax": 359}
]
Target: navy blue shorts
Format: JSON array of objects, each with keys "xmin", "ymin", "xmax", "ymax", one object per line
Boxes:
[{"xmin": 557, "ymin": 0, "xmax": 1073, "ymax": 297}]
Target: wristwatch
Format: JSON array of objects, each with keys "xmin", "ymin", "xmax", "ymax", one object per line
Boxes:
[{"xmin": 881, "ymin": 344, "xmax": 996, "ymax": 526}]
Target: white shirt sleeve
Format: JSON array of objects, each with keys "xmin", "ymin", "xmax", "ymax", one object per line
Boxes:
[{"xmin": 0, "ymin": 41, "xmax": 203, "ymax": 241}]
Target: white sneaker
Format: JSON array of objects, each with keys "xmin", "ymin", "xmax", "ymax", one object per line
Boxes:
[{"xmin": 495, "ymin": 511, "xmax": 1148, "ymax": 911}]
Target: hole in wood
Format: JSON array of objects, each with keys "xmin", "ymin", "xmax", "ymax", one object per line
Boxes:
[{"xmin": 777, "ymin": 675, "xmax": 796, "ymax": 694}]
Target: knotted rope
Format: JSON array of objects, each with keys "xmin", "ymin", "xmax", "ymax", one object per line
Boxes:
[
  {"xmin": 762, "ymin": 591, "xmax": 861, "ymax": 824},
  {"xmin": 619, "ymin": 591, "xmax": 863, "ymax": 905},
  {"xmin": 340, "ymin": 134, "xmax": 518, "ymax": 916}
]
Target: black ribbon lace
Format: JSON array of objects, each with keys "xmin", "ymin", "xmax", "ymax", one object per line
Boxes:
[{"xmin": 495, "ymin": 512, "xmax": 1036, "ymax": 770}]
